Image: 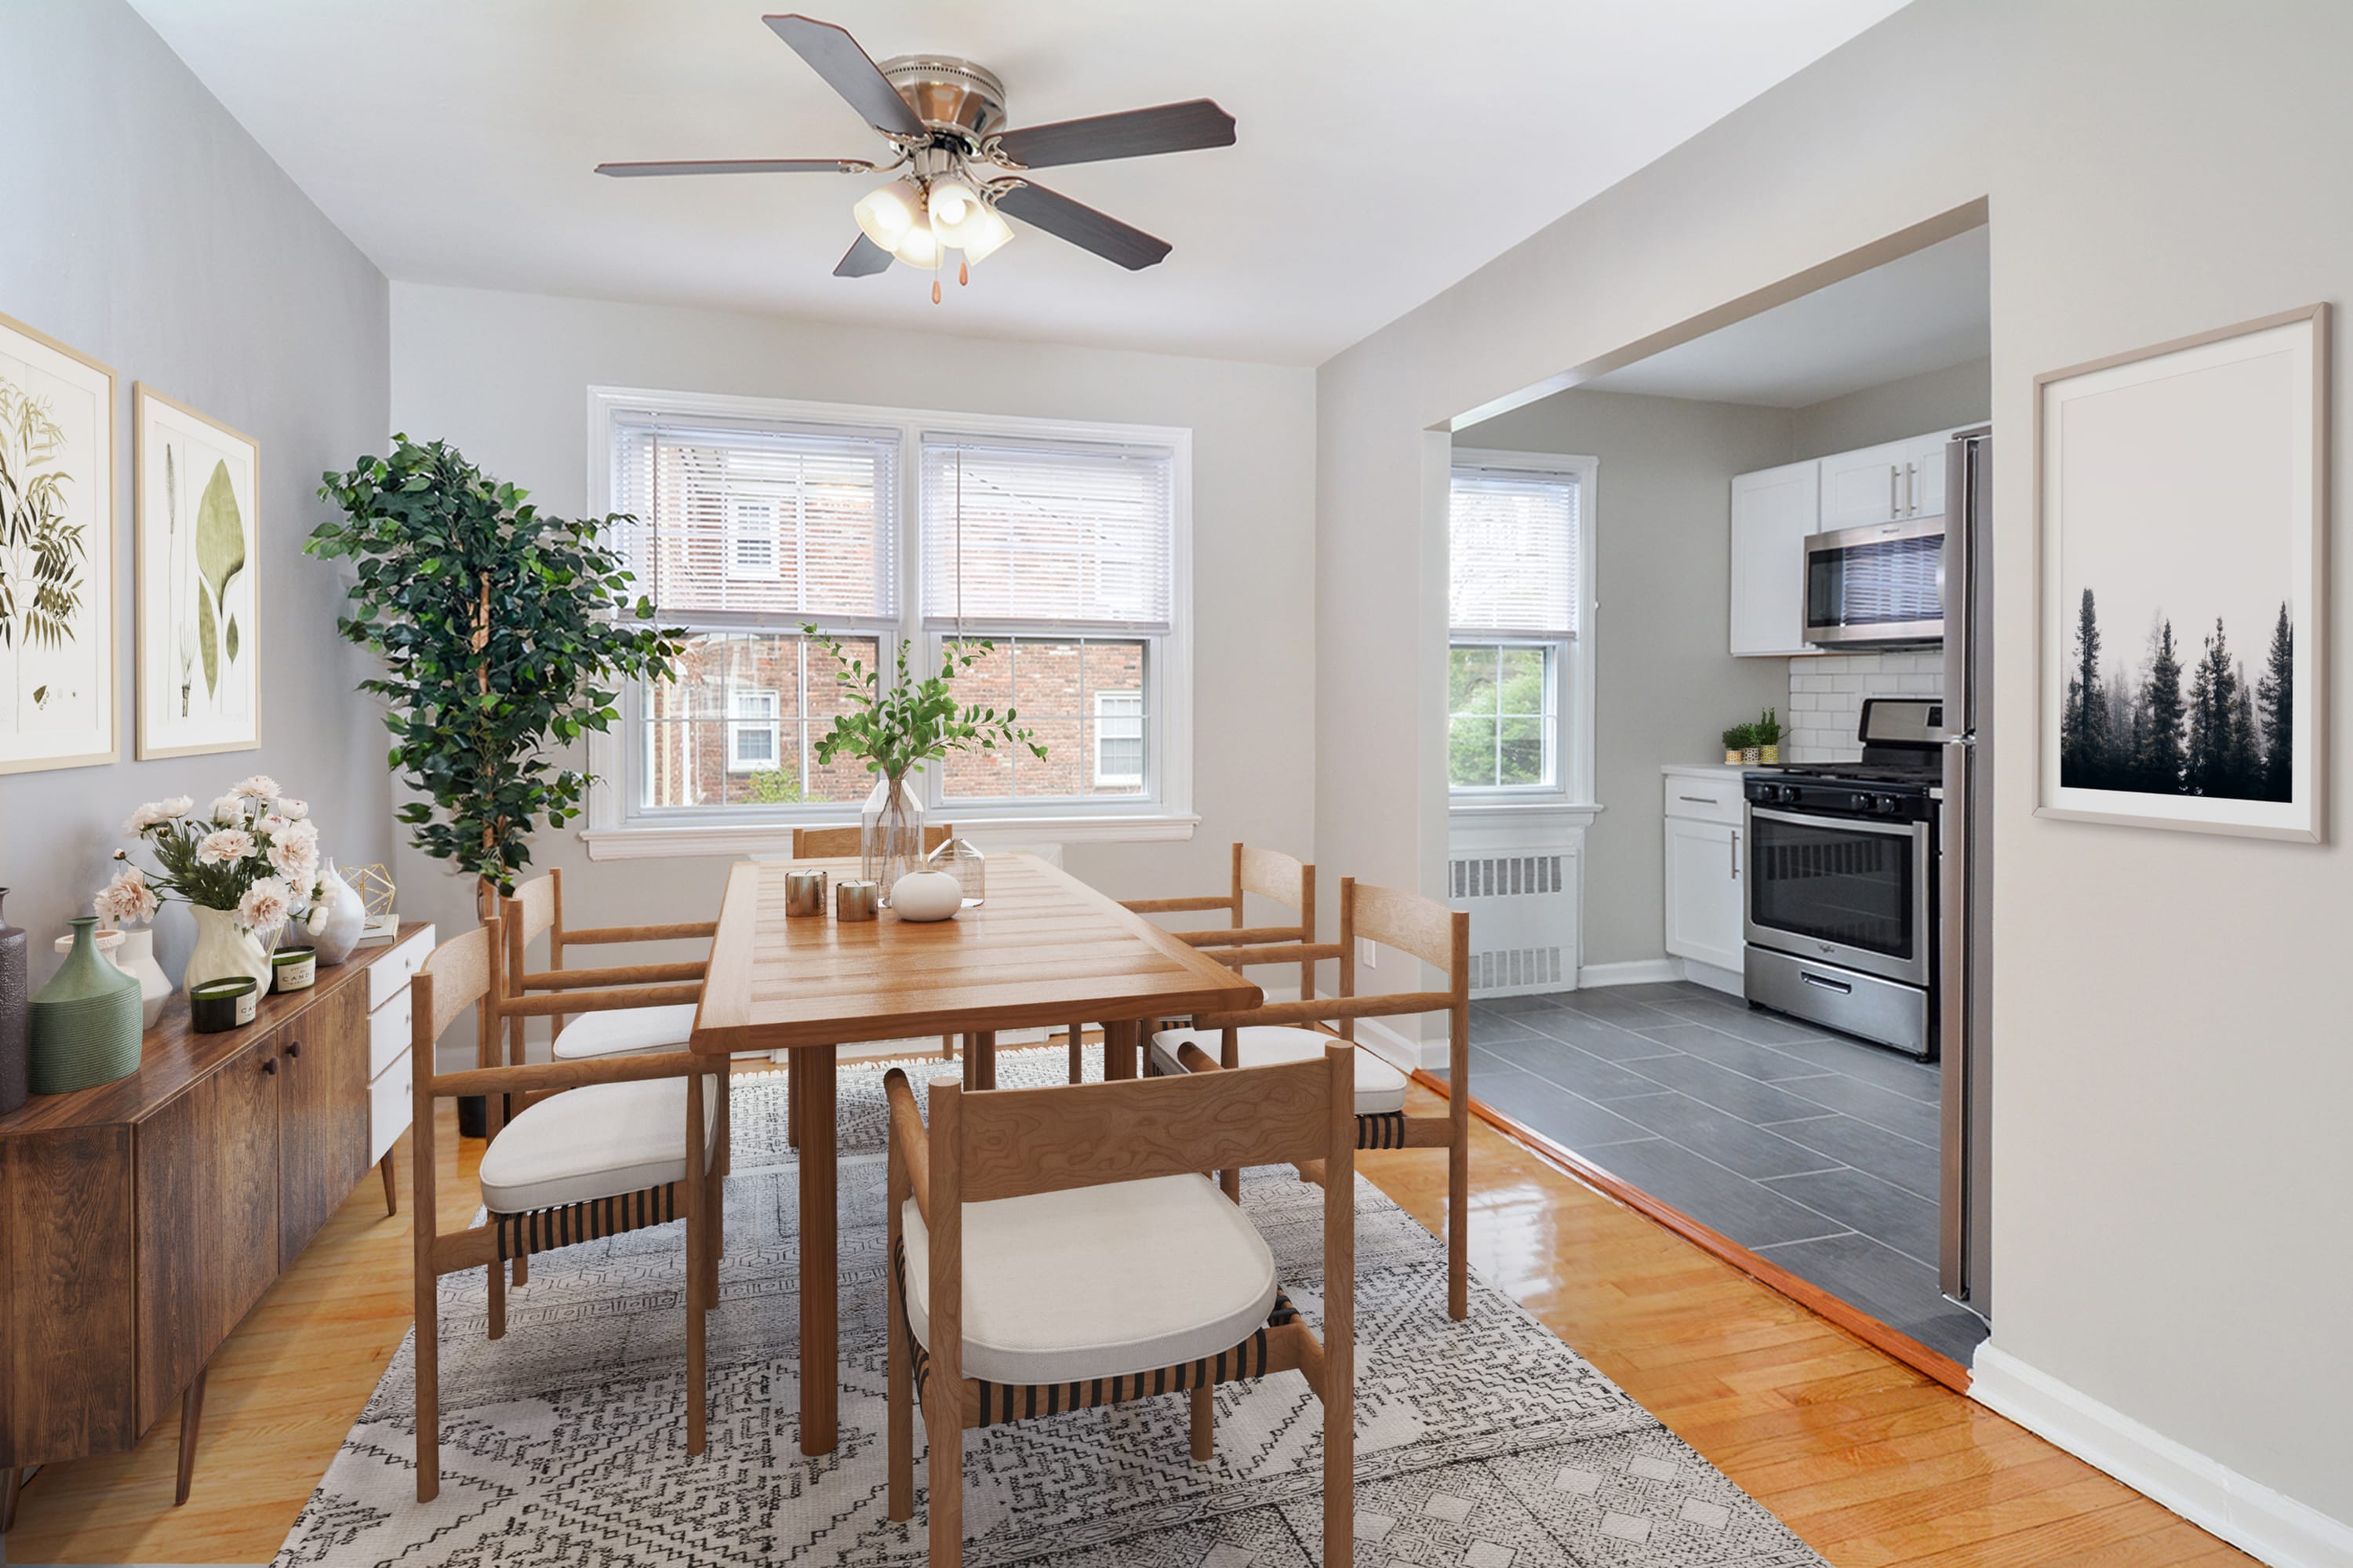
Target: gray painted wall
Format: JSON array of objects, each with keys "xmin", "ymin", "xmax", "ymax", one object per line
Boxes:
[
  {"xmin": 0, "ymin": 1, "xmax": 391, "ymax": 984},
  {"xmin": 1787, "ymin": 354, "xmax": 1990, "ymax": 460},
  {"xmin": 1317, "ymin": 0, "xmax": 2353, "ymax": 1532},
  {"xmin": 1456, "ymin": 391, "xmax": 1791, "ymax": 966}
]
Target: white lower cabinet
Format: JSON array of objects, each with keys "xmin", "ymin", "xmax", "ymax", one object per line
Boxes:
[
  {"xmin": 365, "ymin": 924, "xmax": 435, "ymax": 1165},
  {"xmin": 1663, "ymin": 780, "xmax": 1746, "ymax": 975}
]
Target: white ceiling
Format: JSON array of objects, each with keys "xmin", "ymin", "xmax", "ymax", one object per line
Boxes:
[
  {"xmin": 1580, "ymin": 226, "xmax": 1989, "ymax": 406},
  {"xmin": 128, "ymin": 0, "xmax": 1907, "ymax": 366}
]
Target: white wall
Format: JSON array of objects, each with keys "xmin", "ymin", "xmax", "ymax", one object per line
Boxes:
[
  {"xmin": 1317, "ymin": 0, "xmax": 2353, "ymax": 1548},
  {"xmin": 1454, "ymin": 390, "xmax": 1791, "ymax": 966},
  {"xmin": 389, "ymin": 283, "xmax": 1316, "ymax": 995},
  {"xmin": 1787, "ymin": 353, "xmax": 1990, "ymax": 461},
  {"xmin": 0, "ymin": 1, "xmax": 391, "ymax": 985}
]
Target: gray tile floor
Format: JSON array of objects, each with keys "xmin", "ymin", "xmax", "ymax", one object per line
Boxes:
[{"xmin": 1435, "ymin": 979, "xmax": 1990, "ymax": 1363}]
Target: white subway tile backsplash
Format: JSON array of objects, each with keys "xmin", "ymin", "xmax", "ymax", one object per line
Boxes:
[{"xmin": 1784, "ymin": 647, "xmax": 1944, "ymax": 748}]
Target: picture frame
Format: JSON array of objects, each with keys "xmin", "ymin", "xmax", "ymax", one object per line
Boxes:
[
  {"xmin": 135, "ymin": 383, "xmax": 260, "ymax": 759},
  {"xmin": 0, "ymin": 309, "xmax": 117, "ymax": 776},
  {"xmin": 2035, "ymin": 302, "xmax": 2329, "ymax": 842}
]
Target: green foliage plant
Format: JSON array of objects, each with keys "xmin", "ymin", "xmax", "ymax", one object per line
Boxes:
[
  {"xmin": 802, "ymin": 626, "xmax": 1044, "ymax": 784},
  {"xmin": 1755, "ymin": 708, "xmax": 1781, "ymax": 746},
  {"xmin": 308, "ymin": 435, "xmax": 686, "ymax": 894},
  {"xmin": 1722, "ymin": 723, "xmax": 1755, "ymax": 751}
]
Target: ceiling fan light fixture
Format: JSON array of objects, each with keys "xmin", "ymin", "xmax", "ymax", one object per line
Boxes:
[
  {"xmin": 951, "ymin": 201, "xmax": 1016, "ymax": 265},
  {"xmin": 926, "ymin": 175, "xmax": 980, "ymax": 231},
  {"xmin": 892, "ymin": 215, "xmax": 943, "ymax": 270},
  {"xmin": 853, "ymin": 179, "xmax": 922, "ymax": 248}
]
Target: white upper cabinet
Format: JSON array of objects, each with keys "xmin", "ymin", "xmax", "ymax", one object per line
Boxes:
[
  {"xmin": 1818, "ymin": 438, "xmax": 1915, "ymax": 530},
  {"xmin": 1904, "ymin": 433, "xmax": 1948, "ymax": 519},
  {"xmin": 1728, "ymin": 460, "xmax": 1820, "ymax": 657}
]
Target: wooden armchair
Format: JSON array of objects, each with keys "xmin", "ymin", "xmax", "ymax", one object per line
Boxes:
[
  {"xmin": 1152, "ymin": 878, "xmax": 1473, "ymax": 1319},
  {"xmin": 500, "ymin": 868, "xmax": 714, "ymax": 1069},
  {"xmin": 883, "ymin": 1045, "xmax": 1357, "ymax": 1566},
  {"xmin": 408, "ymin": 919, "xmax": 726, "ymax": 1502}
]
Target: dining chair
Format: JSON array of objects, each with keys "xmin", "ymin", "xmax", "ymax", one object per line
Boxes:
[
  {"xmin": 1152, "ymin": 878, "xmax": 1473, "ymax": 1319},
  {"xmin": 408, "ymin": 920, "xmax": 727, "ymax": 1501},
  {"xmin": 787, "ymin": 823, "xmax": 958, "ymax": 1130},
  {"xmin": 1105, "ymin": 842, "xmax": 1318, "ymax": 1081},
  {"xmin": 883, "ymin": 1043, "xmax": 1357, "ymax": 1567},
  {"xmin": 501, "ymin": 868, "xmax": 715, "ymax": 1065}
]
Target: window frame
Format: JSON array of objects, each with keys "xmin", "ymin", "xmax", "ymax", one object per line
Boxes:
[
  {"xmin": 1446, "ymin": 449, "xmax": 1597, "ymax": 809},
  {"xmin": 1093, "ymin": 687, "xmax": 1146, "ymax": 788},
  {"xmin": 583, "ymin": 386, "xmax": 1196, "ymax": 852},
  {"xmin": 724, "ymin": 686, "xmax": 782, "ymax": 774}
]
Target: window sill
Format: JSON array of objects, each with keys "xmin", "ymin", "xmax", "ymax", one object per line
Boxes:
[
  {"xmin": 1448, "ymin": 799, "xmax": 1604, "ymax": 826},
  {"xmin": 579, "ymin": 813, "xmax": 1200, "ymax": 861}
]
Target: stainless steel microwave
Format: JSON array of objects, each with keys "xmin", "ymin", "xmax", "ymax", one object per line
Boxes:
[{"xmin": 1802, "ymin": 515, "xmax": 1944, "ymax": 646}]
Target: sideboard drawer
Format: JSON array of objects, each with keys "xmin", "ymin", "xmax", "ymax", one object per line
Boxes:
[
  {"xmin": 369, "ymin": 1050, "xmax": 413, "ymax": 1166},
  {"xmin": 368, "ymin": 986, "xmax": 411, "ymax": 1081},
  {"xmin": 367, "ymin": 924, "xmax": 435, "ymax": 1012}
]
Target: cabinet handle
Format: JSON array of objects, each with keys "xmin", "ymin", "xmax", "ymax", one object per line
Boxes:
[
  {"xmin": 262, "ymin": 1057, "xmax": 278, "ymax": 1076},
  {"xmin": 1904, "ymin": 462, "xmax": 1918, "ymax": 515},
  {"xmin": 285, "ymin": 1041, "xmax": 301, "ymax": 1059},
  {"xmin": 1889, "ymin": 465, "xmax": 1899, "ymax": 515},
  {"xmin": 1678, "ymin": 794, "xmax": 1714, "ymax": 803},
  {"xmin": 1730, "ymin": 828, "xmax": 1741, "ymax": 879}
]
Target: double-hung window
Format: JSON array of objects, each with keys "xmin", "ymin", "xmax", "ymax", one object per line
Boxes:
[
  {"xmin": 593, "ymin": 388, "xmax": 1190, "ymax": 838},
  {"xmin": 1448, "ymin": 451, "xmax": 1594, "ymax": 799}
]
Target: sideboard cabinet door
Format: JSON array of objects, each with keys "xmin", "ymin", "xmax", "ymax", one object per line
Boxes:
[
  {"xmin": 278, "ymin": 979, "xmax": 370, "ymax": 1268},
  {"xmin": 2, "ymin": 1126, "xmax": 136, "ymax": 1465}
]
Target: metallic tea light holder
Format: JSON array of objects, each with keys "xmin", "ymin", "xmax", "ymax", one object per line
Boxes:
[
  {"xmin": 835, "ymin": 880, "xmax": 882, "ymax": 922},
  {"xmin": 784, "ymin": 869, "xmax": 829, "ymax": 918}
]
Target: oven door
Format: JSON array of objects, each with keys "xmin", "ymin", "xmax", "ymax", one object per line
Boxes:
[
  {"xmin": 1804, "ymin": 516, "xmax": 1945, "ymax": 646},
  {"xmin": 1744, "ymin": 806, "xmax": 1932, "ymax": 985}
]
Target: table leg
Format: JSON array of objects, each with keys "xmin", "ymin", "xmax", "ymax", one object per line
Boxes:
[
  {"xmin": 793, "ymin": 1044, "xmax": 838, "ymax": 1453},
  {"xmin": 973, "ymin": 1031, "xmax": 997, "ymax": 1090},
  {"xmin": 1105, "ymin": 1020, "xmax": 1139, "ymax": 1081}
]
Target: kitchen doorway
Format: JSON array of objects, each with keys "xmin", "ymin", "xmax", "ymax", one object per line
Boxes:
[{"xmin": 1437, "ymin": 217, "xmax": 1993, "ymax": 1378}]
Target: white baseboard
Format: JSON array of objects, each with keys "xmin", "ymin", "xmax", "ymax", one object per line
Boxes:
[
  {"xmin": 1577, "ymin": 959, "xmax": 1678, "ymax": 988},
  {"xmin": 1973, "ymin": 1345, "xmax": 2353, "ymax": 1568},
  {"xmin": 1351, "ymin": 1016, "xmax": 1435, "ymax": 1073}
]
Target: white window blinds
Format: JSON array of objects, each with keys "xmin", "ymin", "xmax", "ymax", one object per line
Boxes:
[
  {"xmin": 609, "ymin": 413, "xmax": 899, "ymax": 620},
  {"xmin": 1449, "ymin": 463, "xmax": 1582, "ymax": 639},
  {"xmin": 920, "ymin": 435, "xmax": 1175, "ymax": 632}
]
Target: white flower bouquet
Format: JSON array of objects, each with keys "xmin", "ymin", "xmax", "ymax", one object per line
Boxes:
[{"xmin": 106, "ymin": 775, "xmax": 326, "ymax": 935}]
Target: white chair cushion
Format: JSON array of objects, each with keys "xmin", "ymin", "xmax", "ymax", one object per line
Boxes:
[
  {"xmin": 900, "ymin": 1174, "xmax": 1278, "ymax": 1387},
  {"xmin": 1151, "ymin": 1025, "xmax": 1409, "ymax": 1116},
  {"xmin": 551, "ymin": 1002, "xmax": 699, "ymax": 1060},
  {"xmin": 478, "ymin": 1076, "xmax": 718, "ymax": 1213}
]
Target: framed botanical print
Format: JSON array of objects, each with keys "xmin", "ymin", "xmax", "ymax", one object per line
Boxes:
[
  {"xmin": 2037, "ymin": 303, "xmax": 2328, "ymax": 841},
  {"xmin": 0, "ymin": 310, "xmax": 116, "ymax": 776},
  {"xmin": 136, "ymin": 384, "xmax": 260, "ymax": 758}
]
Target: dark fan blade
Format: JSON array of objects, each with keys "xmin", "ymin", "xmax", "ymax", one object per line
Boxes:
[
  {"xmin": 764, "ymin": 14, "xmax": 924, "ymax": 138},
  {"xmin": 992, "ymin": 182, "xmax": 1172, "ymax": 271},
  {"xmin": 987, "ymin": 99, "xmax": 1235, "ymax": 170},
  {"xmin": 834, "ymin": 234, "xmax": 893, "ymax": 277},
  {"xmin": 596, "ymin": 158, "xmax": 874, "ymax": 177}
]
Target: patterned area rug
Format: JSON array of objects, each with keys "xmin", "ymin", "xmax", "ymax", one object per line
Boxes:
[{"xmin": 278, "ymin": 1047, "xmax": 1825, "ymax": 1567}]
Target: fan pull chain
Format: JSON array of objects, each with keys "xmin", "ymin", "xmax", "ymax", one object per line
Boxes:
[
  {"xmin": 932, "ymin": 278, "xmax": 942, "ymax": 305},
  {"xmin": 958, "ymin": 259, "xmax": 970, "ymax": 287}
]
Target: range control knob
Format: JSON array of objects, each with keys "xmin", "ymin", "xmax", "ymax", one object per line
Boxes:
[
  {"xmin": 1849, "ymin": 792, "xmax": 1874, "ymax": 813},
  {"xmin": 1873, "ymin": 795, "xmax": 1901, "ymax": 816}
]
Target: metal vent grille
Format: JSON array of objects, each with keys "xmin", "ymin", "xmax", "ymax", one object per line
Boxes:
[
  {"xmin": 1449, "ymin": 854, "xmax": 1564, "ymax": 899},
  {"xmin": 1470, "ymin": 946, "xmax": 1565, "ymax": 992}
]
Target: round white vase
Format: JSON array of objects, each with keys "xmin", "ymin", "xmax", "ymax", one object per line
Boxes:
[
  {"xmin": 889, "ymin": 870, "xmax": 965, "ymax": 922},
  {"xmin": 185, "ymin": 904, "xmax": 277, "ymax": 992},
  {"xmin": 112, "ymin": 927, "xmax": 173, "ymax": 1031},
  {"xmin": 306, "ymin": 857, "xmax": 368, "ymax": 966}
]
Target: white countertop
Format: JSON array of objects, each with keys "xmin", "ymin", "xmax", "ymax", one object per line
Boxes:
[{"xmin": 1661, "ymin": 762, "xmax": 1753, "ymax": 779}]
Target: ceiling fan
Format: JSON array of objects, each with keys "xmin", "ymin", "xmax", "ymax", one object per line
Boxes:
[{"xmin": 596, "ymin": 13, "xmax": 1236, "ymax": 297}]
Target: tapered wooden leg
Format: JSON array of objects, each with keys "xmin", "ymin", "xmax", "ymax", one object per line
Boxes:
[
  {"xmin": 1104, "ymin": 1020, "xmax": 1137, "ymax": 1081},
  {"xmin": 886, "ymin": 1255, "xmax": 913, "ymax": 1522},
  {"xmin": 704, "ymin": 1076, "xmax": 724, "ymax": 1306},
  {"xmin": 940, "ymin": 1031, "xmax": 955, "ymax": 1060},
  {"xmin": 512, "ymin": 1250, "xmax": 528, "ymax": 1288},
  {"xmin": 486, "ymin": 1252, "xmax": 506, "ymax": 1340},
  {"xmin": 973, "ymin": 1031, "xmax": 996, "ymax": 1090},
  {"xmin": 787, "ymin": 1057, "xmax": 801, "ymax": 1148},
  {"xmin": 1067, "ymin": 1023, "xmax": 1085, "ymax": 1083},
  {"xmin": 687, "ymin": 1070, "xmax": 708, "ymax": 1456},
  {"xmin": 173, "ymin": 1367, "xmax": 208, "ymax": 1506},
  {"xmin": 795, "ymin": 1046, "xmax": 838, "ymax": 1453},
  {"xmin": 1, "ymin": 1464, "xmax": 24, "ymax": 1533},
  {"xmin": 927, "ymin": 1396, "xmax": 962, "ymax": 1566},
  {"xmin": 1449, "ymin": 1122, "xmax": 1470, "ymax": 1322},
  {"xmin": 1189, "ymin": 1384, "xmax": 1214, "ymax": 1461},
  {"xmin": 379, "ymin": 1149, "xmax": 398, "ymax": 1217}
]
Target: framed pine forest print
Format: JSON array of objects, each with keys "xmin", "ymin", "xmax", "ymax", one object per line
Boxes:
[
  {"xmin": 136, "ymin": 384, "xmax": 260, "ymax": 758},
  {"xmin": 2037, "ymin": 303, "xmax": 2328, "ymax": 841},
  {"xmin": 0, "ymin": 310, "xmax": 117, "ymax": 776}
]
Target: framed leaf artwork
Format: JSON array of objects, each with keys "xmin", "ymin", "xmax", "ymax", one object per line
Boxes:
[
  {"xmin": 135, "ymin": 384, "xmax": 260, "ymax": 758},
  {"xmin": 0, "ymin": 310, "xmax": 117, "ymax": 776}
]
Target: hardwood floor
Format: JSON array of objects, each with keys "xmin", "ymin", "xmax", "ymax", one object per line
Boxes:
[{"xmin": 7, "ymin": 1079, "xmax": 2248, "ymax": 1566}]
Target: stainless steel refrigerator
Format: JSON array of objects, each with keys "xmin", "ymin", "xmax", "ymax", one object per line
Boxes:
[{"xmin": 1939, "ymin": 426, "xmax": 1993, "ymax": 1318}]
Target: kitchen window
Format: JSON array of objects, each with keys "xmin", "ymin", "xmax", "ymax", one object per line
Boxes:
[
  {"xmin": 1448, "ymin": 451, "xmax": 1595, "ymax": 802},
  {"xmin": 587, "ymin": 387, "xmax": 1194, "ymax": 849}
]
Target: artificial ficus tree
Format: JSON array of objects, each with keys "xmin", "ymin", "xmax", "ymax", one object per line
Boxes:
[{"xmin": 308, "ymin": 436, "xmax": 685, "ymax": 897}]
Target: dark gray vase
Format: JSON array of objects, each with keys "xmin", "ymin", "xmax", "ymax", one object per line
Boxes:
[{"xmin": 0, "ymin": 890, "xmax": 26, "ymax": 1116}]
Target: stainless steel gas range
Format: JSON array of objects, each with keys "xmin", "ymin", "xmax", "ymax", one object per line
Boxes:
[{"xmin": 1741, "ymin": 697, "xmax": 1941, "ymax": 1060}]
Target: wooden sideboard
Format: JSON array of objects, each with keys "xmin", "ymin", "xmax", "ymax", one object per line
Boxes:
[{"xmin": 0, "ymin": 923, "xmax": 433, "ymax": 1521}]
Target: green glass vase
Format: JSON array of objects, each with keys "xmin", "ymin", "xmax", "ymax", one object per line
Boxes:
[{"xmin": 30, "ymin": 916, "xmax": 143, "ymax": 1094}]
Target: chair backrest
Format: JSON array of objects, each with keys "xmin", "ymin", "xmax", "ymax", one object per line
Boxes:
[
  {"xmin": 1235, "ymin": 843, "xmax": 1311, "ymax": 923},
  {"xmin": 411, "ymin": 919, "xmax": 501, "ymax": 1071},
  {"xmin": 791, "ymin": 823, "xmax": 954, "ymax": 858},
  {"xmin": 507, "ymin": 871, "xmax": 558, "ymax": 946}
]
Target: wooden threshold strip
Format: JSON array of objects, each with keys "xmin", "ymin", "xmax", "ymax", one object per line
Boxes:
[{"xmin": 1410, "ymin": 1068, "xmax": 1973, "ymax": 1396}]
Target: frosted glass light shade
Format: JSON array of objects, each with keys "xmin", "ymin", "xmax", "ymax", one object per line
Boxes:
[
  {"xmin": 854, "ymin": 180, "xmax": 922, "ymax": 248},
  {"xmin": 892, "ymin": 216, "xmax": 942, "ymax": 270},
  {"xmin": 946, "ymin": 202, "xmax": 1015, "ymax": 264}
]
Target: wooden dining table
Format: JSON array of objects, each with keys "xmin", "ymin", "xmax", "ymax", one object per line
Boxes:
[{"xmin": 688, "ymin": 852, "xmax": 1264, "ymax": 1454}]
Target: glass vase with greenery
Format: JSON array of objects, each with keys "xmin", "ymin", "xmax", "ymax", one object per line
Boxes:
[
  {"xmin": 308, "ymin": 436, "xmax": 687, "ymax": 904},
  {"xmin": 804, "ymin": 628, "xmax": 1042, "ymax": 898}
]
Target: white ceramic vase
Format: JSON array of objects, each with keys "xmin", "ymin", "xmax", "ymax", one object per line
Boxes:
[
  {"xmin": 306, "ymin": 857, "xmax": 368, "ymax": 966},
  {"xmin": 112, "ymin": 927, "xmax": 173, "ymax": 1031},
  {"xmin": 185, "ymin": 904, "xmax": 276, "ymax": 992}
]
